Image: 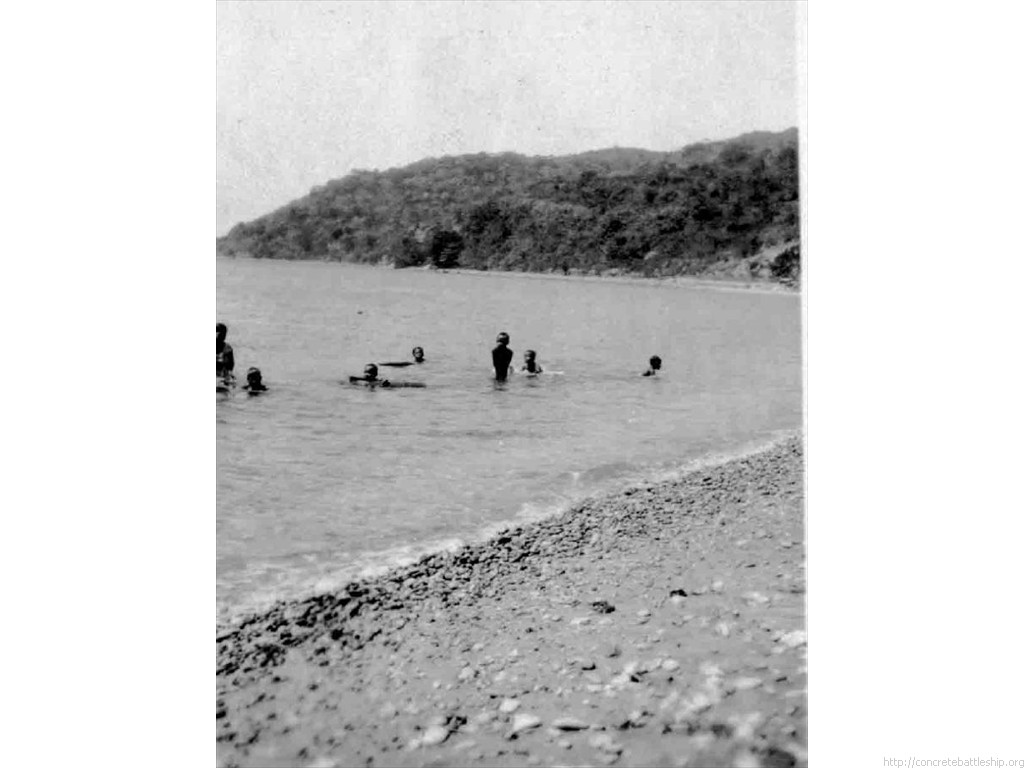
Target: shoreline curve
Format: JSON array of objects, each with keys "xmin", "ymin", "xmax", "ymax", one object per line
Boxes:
[
  {"xmin": 217, "ymin": 429, "xmax": 801, "ymax": 633},
  {"xmin": 217, "ymin": 434, "xmax": 807, "ymax": 768}
]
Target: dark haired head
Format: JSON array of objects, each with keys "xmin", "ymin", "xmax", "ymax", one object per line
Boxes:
[{"xmin": 649, "ymin": 355, "xmax": 662, "ymax": 369}]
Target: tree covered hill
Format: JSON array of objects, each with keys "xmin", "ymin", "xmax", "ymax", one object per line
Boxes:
[{"xmin": 217, "ymin": 127, "xmax": 800, "ymax": 283}]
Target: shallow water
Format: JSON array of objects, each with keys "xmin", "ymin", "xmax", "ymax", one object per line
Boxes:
[{"xmin": 216, "ymin": 259, "xmax": 801, "ymax": 623}]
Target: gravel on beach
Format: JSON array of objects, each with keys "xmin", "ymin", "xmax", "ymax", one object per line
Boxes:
[{"xmin": 217, "ymin": 436, "xmax": 806, "ymax": 768}]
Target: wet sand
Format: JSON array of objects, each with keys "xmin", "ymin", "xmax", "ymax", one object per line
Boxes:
[{"xmin": 217, "ymin": 436, "xmax": 806, "ymax": 768}]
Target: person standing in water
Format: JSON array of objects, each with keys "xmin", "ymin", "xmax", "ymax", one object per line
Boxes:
[
  {"xmin": 217, "ymin": 322, "xmax": 235, "ymax": 384},
  {"xmin": 642, "ymin": 355, "xmax": 662, "ymax": 376},
  {"xmin": 492, "ymin": 332, "xmax": 514, "ymax": 381},
  {"xmin": 520, "ymin": 349, "xmax": 543, "ymax": 374}
]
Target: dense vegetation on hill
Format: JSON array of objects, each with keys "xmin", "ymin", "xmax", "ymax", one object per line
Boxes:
[{"xmin": 217, "ymin": 128, "xmax": 800, "ymax": 283}]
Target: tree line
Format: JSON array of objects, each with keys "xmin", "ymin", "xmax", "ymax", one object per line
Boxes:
[{"xmin": 217, "ymin": 128, "xmax": 800, "ymax": 283}]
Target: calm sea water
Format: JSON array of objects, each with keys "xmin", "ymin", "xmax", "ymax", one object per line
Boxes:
[{"xmin": 216, "ymin": 259, "xmax": 801, "ymax": 624}]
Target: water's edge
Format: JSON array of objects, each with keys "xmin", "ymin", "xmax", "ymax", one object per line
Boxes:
[
  {"xmin": 217, "ymin": 256, "xmax": 801, "ymax": 296},
  {"xmin": 216, "ymin": 428, "xmax": 802, "ymax": 635}
]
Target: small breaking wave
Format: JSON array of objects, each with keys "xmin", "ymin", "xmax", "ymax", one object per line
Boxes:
[{"xmin": 218, "ymin": 428, "xmax": 802, "ymax": 632}]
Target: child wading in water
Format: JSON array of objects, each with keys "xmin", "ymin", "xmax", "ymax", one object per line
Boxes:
[
  {"xmin": 520, "ymin": 349, "xmax": 543, "ymax": 374},
  {"xmin": 243, "ymin": 367, "xmax": 268, "ymax": 394}
]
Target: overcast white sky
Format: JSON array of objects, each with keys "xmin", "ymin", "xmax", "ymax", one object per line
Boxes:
[{"xmin": 217, "ymin": 0, "xmax": 800, "ymax": 234}]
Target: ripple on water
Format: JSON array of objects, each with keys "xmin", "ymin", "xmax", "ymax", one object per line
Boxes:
[{"xmin": 217, "ymin": 260, "xmax": 801, "ymax": 620}]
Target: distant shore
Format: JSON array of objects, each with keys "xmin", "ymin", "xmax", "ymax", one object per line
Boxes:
[
  {"xmin": 216, "ymin": 255, "xmax": 799, "ymax": 297},
  {"xmin": 436, "ymin": 266, "xmax": 799, "ymax": 296},
  {"xmin": 217, "ymin": 435, "xmax": 807, "ymax": 768}
]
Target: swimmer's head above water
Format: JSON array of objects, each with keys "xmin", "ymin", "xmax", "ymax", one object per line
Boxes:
[
  {"xmin": 522, "ymin": 349, "xmax": 543, "ymax": 373},
  {"xmin": 643, "ymin": 355, "xmax": 662, "ymax": 376},
  {"xmin": 348, "ymin": 363, "xmax": 388, "ymax": 386},
  {"xmin": 244, "ymin": 367, "xmax": 267, "ymax": 392},
  {"xmin": 412, "ymin": 346, "xmax": 425, "ymax": 363}
]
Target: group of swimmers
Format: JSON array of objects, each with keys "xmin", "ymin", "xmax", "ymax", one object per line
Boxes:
[
  {"xmin": 217, "ymin": 322, "xmax": 663, "ymax": 393},
  {"xmin": 348, "ymin": 346, "xmax": 427, "ymax": 388},
  {"xmin": 346, "ymin": 332, "xmax": 551, "ymax": 388},
  {"xmin": 489, "ymin": 331, "xmax": 544, "ymax": 381},
  {"xmin": 216, "ymin": 322, "xmax": 266, "ymax": 394}
]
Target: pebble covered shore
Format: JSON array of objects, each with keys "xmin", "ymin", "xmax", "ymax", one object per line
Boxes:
[{"xmin": 217, "ymin": 436, "xmax": 806, "ymax": 768}]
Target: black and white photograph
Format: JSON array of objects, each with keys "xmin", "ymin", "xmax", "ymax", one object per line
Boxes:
[
  {"xmin": 11, "ymin": 3, "xmax": 1024, "ymax": 768},
  {"xmin": 216, "ymin": 2, "xmax": 804, "ymax": 765}
]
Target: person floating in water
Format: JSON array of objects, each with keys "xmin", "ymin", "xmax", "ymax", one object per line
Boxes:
[
  {"xmin": 520, "ymin": 349, "xmax": 543, "ymax": 374},
  {"xmin": 242, "ymin": 367, "xmax": 267, "ymax": 394},
  {"xmin": 217, "ymin": 322, "xmax": 235, "ymax": 385},
  {"xmin": 350, "ymin": 363, "xmax": 389, "ymax": 386},
  {"xmin": 492, "ymin": 331, "xmax": 514, "ymax": 381},
  {"xmin": 642, "ymin": 355, "xmax": 662, "ymax": 377},
  {"xmin": 380, "ymin": 346, "xmax": 426, "ymax": 368},
  {"xmin": 348, "ymin": 363, "xmax": 425, "ymax": 388}
]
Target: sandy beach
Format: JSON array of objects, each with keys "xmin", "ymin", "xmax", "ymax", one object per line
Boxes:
[{"xmin": 217, "ymin": 436, "xmax": 806, "ymax": 768}]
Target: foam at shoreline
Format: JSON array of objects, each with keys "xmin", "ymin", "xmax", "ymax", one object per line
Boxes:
[
  {"xmin": 217, "ymin": 430, "xmax": 807, "ymax": 767},
  {"xmin": 216, "ymin": 430, "xmax": 802, "ymax": 635}
]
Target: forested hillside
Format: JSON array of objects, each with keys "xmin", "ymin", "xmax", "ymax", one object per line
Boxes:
[{"xmin": 217, "ymin": 128, "xmax": 800, "ymax": 283}]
